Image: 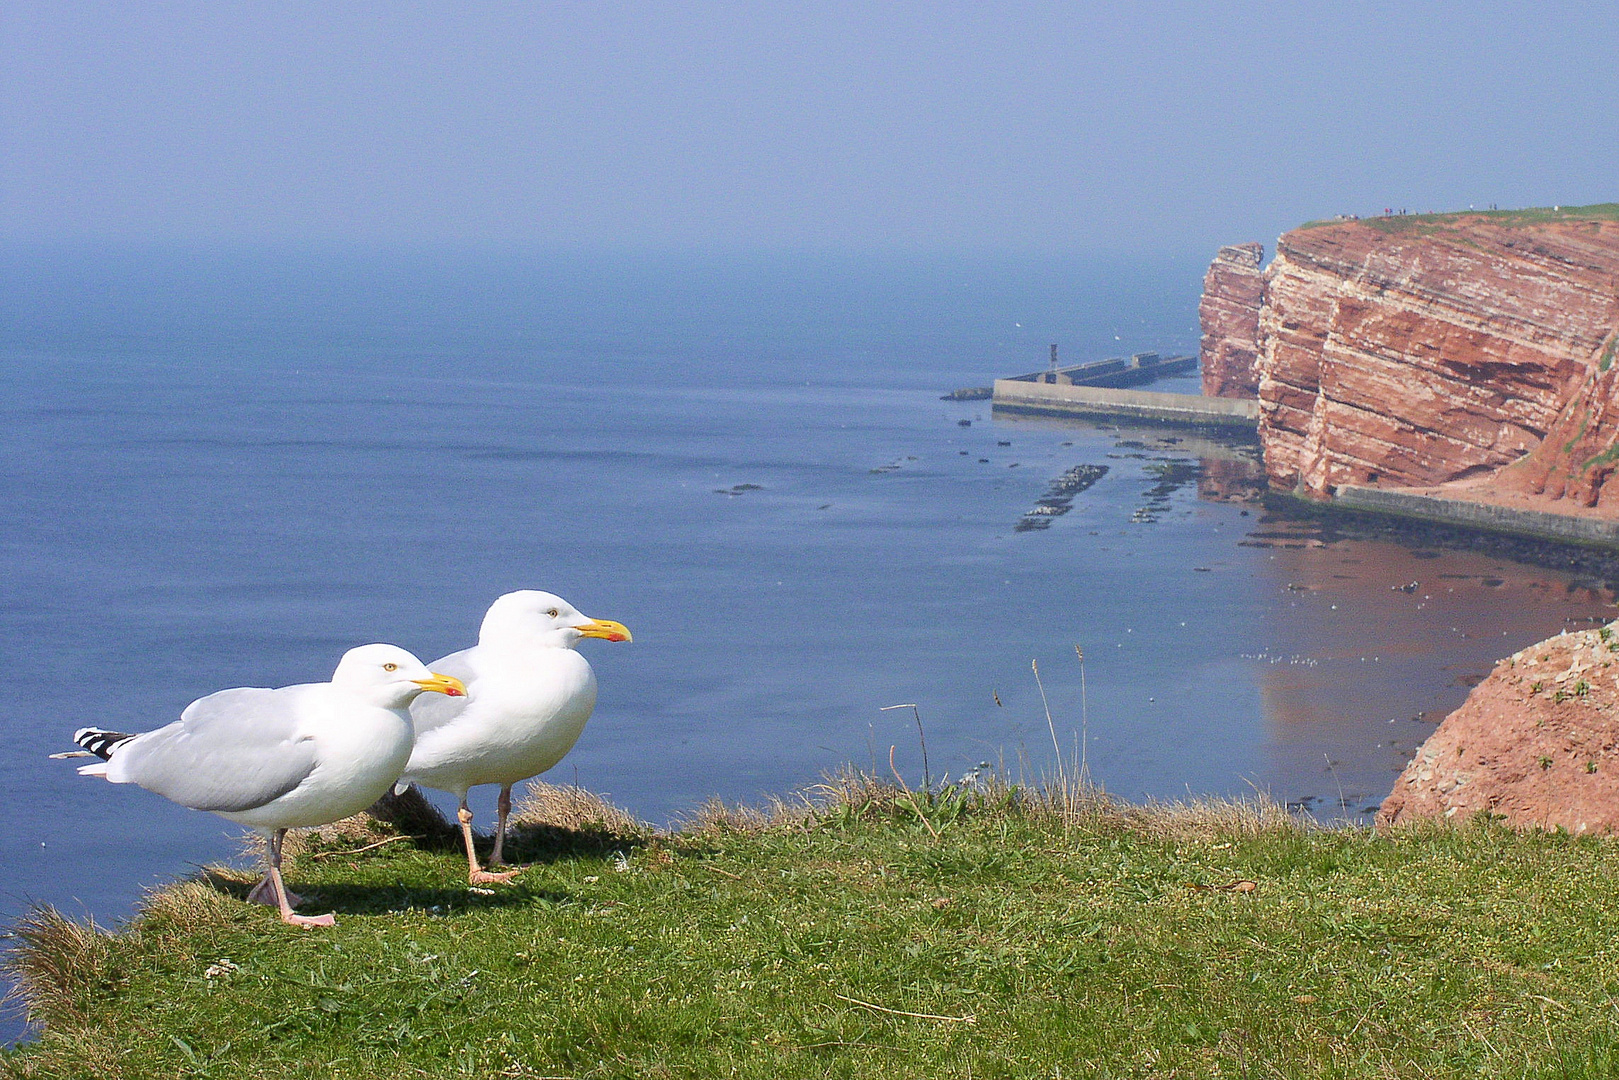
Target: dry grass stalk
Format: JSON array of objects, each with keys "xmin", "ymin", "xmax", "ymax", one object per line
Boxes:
[
  {"xmin": 887, "ymin": 745, "xmax": 941, "ymax": 840},
  {"xmin": 683, "ymin": 793, "xmax": 813, "ymax": 834},
  {"xmin": 1116, "ymin": 792, "xmax": 1306, "ymax": 841},
  {"xmin": 3, "ymin": 906, "xmax": 111, "ymax": 1030},
  {"xmin": 510, "ymin": 780, "xmax": 648, "ymax": 836},
  {"xmin": 808, "ymin": 767, "xmax": 909, "ymax": 812},
  {"xmin": 136, "ymin": 877, "xmax": 237, "ymax": 932}
]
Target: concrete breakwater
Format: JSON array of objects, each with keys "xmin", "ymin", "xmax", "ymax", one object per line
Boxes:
[
  {"xmin": 1332, "ymin": 485, "xmax": 1619, "ymax": 552},
  {"xmin": 1003, "ymin": 351, "xmax": 1198, "ymax": 390},
  {"xmin": 991, "ymin": 379, "xmax": 1260, "ymax": 429},
  {"xmin": 945, "ymin": 352, "xmax": 1196, "ymax": 402}
]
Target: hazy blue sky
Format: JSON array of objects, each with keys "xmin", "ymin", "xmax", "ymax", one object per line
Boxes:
[{"xmin": 5, "ymin": 1, "xmax": 1617, "ymax": 256}]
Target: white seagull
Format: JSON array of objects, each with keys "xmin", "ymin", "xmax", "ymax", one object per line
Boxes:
[
  {"xmin": 58, "ymin": 643, "xmax": 466, "ymax": 927},
  {"xmin": 398, "ymin": 591, "xmax": 632, "ymax": 884}
]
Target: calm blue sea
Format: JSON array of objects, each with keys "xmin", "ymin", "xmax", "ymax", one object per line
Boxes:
[{"xmin": 1, "ymin": 245, "xmax": 1611, "ymax": 1037}]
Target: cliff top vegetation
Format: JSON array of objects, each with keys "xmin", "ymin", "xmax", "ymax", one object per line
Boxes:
[
  {"xmin": 1296, "ymin": 202, "xmax": 1619, "ymax": 236},
  {"xmin": 8, "ymin": 776, "xmax": 1619, "ymax": 1078}
]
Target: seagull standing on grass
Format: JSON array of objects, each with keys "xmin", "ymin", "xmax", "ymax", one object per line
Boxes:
[
  {"xmin": 56, "ymin": 644, "xmax": 466, "ymax": 928},
  {"xmin": 398, "ymin": 591, "xmax": 632, "ymax": 884}
]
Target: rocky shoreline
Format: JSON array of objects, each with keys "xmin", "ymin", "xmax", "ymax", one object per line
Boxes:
[{"xmin": 1379, "ymin": 620, "xmax": 1619, "ymax": 833}]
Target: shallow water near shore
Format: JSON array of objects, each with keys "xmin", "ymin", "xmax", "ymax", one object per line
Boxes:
[{"xmin": 2, "ymin": 246, "xmax": 1613, "ymax": 1040}]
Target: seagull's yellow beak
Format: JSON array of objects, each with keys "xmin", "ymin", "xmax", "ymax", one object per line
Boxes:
[
  {"xmin": 413, "ymin": 672, "xmax": 468, "ymax": 697},
  {"xmin": 575, "ymin": 618, "xmax": 633, "ymax": 643}
]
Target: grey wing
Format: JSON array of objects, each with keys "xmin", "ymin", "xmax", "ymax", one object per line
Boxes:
[
  {"xmin": 111, "ymin": 685, "xmax": 320, "ymax": 812},
  {"xmin": 408, "ymin": 648, "xmax": 479, "ymax": 737}
]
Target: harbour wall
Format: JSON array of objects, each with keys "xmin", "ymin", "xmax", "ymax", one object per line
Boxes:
[
  {"xmin": 1331, "ymin": 486, "xmax": 1619, "ymax": 551},
  {"xmin": 991, "ymin": 380, "xmax": 1260, "ymax": 430}
]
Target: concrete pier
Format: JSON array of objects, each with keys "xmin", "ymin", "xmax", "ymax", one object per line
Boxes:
[
  {"xmin": 1333, "ymin": 485, "xmax": 1619, "ymax": 551},
  {"xmin": 991, "ymin": 379, "xmax": 1260, "ymax": 429}
]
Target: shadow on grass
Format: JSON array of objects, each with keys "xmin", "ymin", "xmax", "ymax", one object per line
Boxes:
[
  {"xmin": 500, "ymin": 822, "xmax": 652, "ymax": 866},
  {"xmin": 195, "ymin": 867, "xmax": 571, "ymax": 917},
  {"xmin": 293, "ymin": 882, "xmax": 572, "ymax": 916},
  {"xmin": 363, "ymin": 784, "xmax": 655, "ymax": 868}
]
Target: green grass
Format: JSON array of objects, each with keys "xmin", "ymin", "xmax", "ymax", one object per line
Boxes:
[
  {"xmin": 10, "ymin": 779, "xmax": 1619, "ymax": 1079},
  {"xmin": 1581, "ymin": 438, "xmax": 1619, "ymax": 475},
  {"xmin": 1297, "ymin": 203, "xmax": 1619, "ymax": 236}
]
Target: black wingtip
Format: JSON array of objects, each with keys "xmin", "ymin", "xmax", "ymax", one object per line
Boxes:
[{"xmin": 72, "ymin": 728, "xmax": 137, "ymax": 760}]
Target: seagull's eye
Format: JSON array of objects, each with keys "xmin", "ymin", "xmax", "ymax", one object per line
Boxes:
[
  {"xmin": 546, "ymin": 608, "xmax": 559, "ymax": 618},
  {"xmin": 383, "ymin": 662, "xmax": 398, "ymax": 672}
]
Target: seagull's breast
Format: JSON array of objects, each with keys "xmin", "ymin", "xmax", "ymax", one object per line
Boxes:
[{"xmin": 404, "ymin": 649, "xmax": 598, "ymax": 792}]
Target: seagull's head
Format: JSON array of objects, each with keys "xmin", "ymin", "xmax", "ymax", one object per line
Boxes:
[
  {"xmin": 478, "ymin": 590, "xmax": 634, "ymax": 652},
  {"xmin": 331, "ymin": 643, "xmax": 468, "ymax": 709}
]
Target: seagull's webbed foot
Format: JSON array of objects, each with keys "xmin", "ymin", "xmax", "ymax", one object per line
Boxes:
[
  {"xmin": 247, "ymin": 874, "xmax": 303, "ymax": 908},
  {"xmin": 458, "ymin": 800, "xmax": 521, "ymax": 885},
  {"xmin": 280, "ymin": 911, "xmax": 337, "ymax": 928},
  {"xmin": 246, "ymin": 874, "xmax": 275, "ymax": 905}
]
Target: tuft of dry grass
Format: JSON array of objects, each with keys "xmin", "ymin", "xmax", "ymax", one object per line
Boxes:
[
  {"xmin": 509, "ymin": 780, "xmax": 647, "ymax": 835},
  {"xmin": 682, "ymin": 794, "xmax": 811, "ymax": 833},
  {"xmin": 680, "ymin": 768, "xmax": 937, "ymax": 834},
  {"xmin": 135, "ymin": 877, "xmax": 238, "ymax": 933},
  {"xmin": 806, "ymin": 767, "xmax": 912, "ymax": 815},
  {"xmin": 1109, "ymin": 792, "xmax": 1309, "ymax": 841},
  {"xmin": 2, "ymin": 907, "xmax": 112, "ymax": 1031}
]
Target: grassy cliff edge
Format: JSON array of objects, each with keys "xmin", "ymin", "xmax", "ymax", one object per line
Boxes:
[{"xmin": 7, "ymin": 777, "xmax": 1619, "ymax": 1079}]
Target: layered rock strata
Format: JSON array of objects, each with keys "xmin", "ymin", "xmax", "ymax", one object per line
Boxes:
[
  {"xmin": 1249, "ymin": 212, "xmax": 1619, "ymax": 511},
  {"xmin": 1497, "ymin": 338, "xmax": 1619, "ymax": 510},
  {"xmin": 1199, "ymin": 242, "xmax": 1265, "ymax": 399},
  {"xmin": 1379, "ymin": 622, "xmax": 1619, "ymax": 833}
]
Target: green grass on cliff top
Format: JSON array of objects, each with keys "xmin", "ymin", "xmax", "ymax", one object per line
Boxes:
[
  {"xmin": 1299, "ymin": 202, "xmax": 1619, "ymax": 233},
  {"xmin": 10, "ymin": 778, "xmax": 1619, "ymax": 1080}
]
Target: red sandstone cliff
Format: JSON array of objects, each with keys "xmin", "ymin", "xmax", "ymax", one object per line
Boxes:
[
  {"xmin": 1498, "ymin": 340, "xmax": 1619, "ymax": 510},
  {"xmin": 1379, "ymin": 622, "xmax": 1619, "ymax": 834},
  {"xmin": 1199, "ymin": 242, "xmax": 1265, "ymax": 399},
  {"xmin": 1247, "ymin": 211, "xmax": 1619, "ymax": 511}
]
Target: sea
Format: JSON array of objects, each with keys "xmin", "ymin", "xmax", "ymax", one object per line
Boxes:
[{"xmin": 2, "ymin": 245, "xmax": 1613, "ymax": 1038}]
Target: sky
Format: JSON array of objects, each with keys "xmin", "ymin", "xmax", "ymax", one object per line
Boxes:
[{"xmin": 4, "ymin": 1, "xmax": 1618, "ymax": 257}]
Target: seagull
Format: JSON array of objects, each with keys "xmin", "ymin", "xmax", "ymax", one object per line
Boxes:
[
  {"xmin": 56, "ymin": 643, "xmax": 466, "ymax": 927},
  {"xmin": 398, "ymin": 591, "xmax": 632, "ymax": 884}
]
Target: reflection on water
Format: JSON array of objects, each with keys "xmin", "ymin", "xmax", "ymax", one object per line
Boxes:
[
  {"xmin": 1249, "ymin": 517, "xmax": 1614, "ymax": 815},
  {"xmin": 991, "ymin": 409, "xmax": 1616, "ymax": 819}
]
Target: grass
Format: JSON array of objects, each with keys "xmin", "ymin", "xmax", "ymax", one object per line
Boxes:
[
  {"xmin": 1296, "ymin": 203, "xmax": 1619, "ymax": 235},
  {"xmin": 9, "ymin": 776, "xmax": 1619, "ymax": 1078}
]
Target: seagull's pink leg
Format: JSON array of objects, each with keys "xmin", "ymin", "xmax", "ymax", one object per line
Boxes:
[
  {"xmin": 246, "ymin": 859, "xmax": 302, "ymax": 908},
  {"xmin": 459, "ymin": 797, "xmax": 519, "ymax": 885},
  {"xmin": 268, "ymin": 828, "xmax": 334, "ymax": 928},
  {"xmin": 489, "ymin": 785, "xmax": 513, "ymax": 867}
]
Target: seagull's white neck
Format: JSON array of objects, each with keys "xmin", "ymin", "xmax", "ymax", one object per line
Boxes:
[
  {"xmin": 333, "ymin": 679, "xmax": 423, "ymax": 711},
  {"xmin": 478, "ymin": 629, "xmax": 581, "ymax": 655}
]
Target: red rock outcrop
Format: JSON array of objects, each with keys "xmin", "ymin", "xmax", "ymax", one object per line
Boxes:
[
  {"xmin": 1199, "ymin": 242, "xmax": 1265, "ymax": 399},
  {"xmin": 1378, "ymin": 622, "xmax": 1619, "ymax": 833},
  {"xmin": 1496, "ymin": 336, "xmax": 1619, "ymax": 510},
  {"xmin": 1252, "ymin": 211, "xmax": 1619, "ymax": 508}
]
